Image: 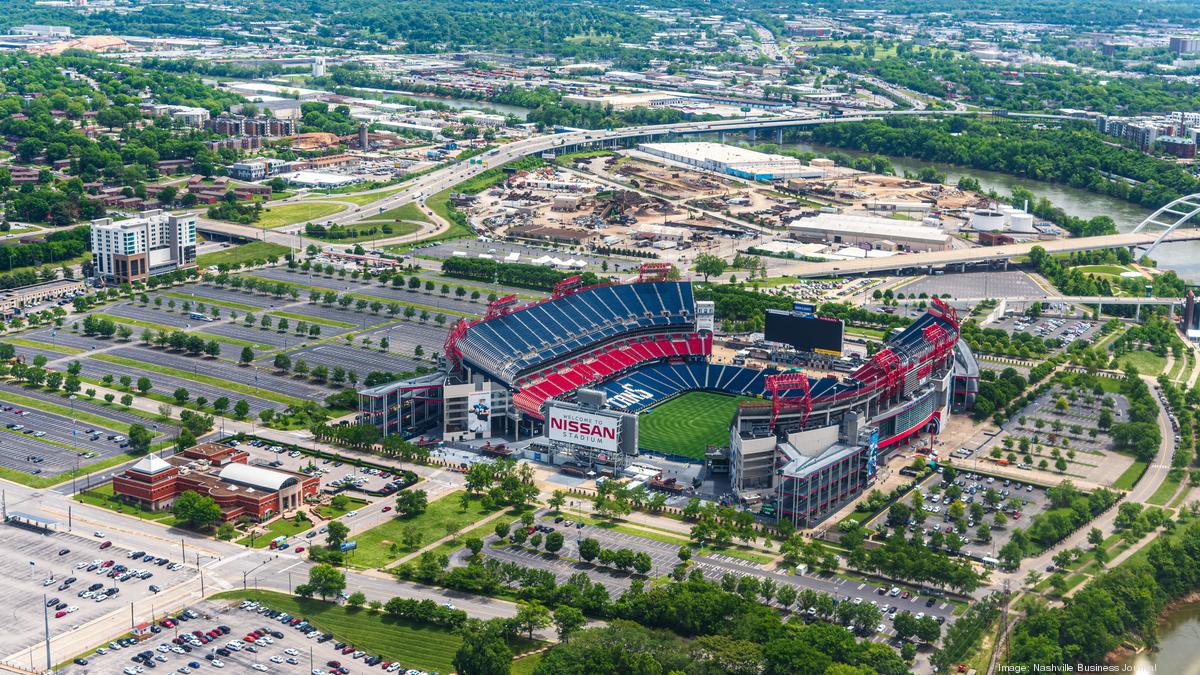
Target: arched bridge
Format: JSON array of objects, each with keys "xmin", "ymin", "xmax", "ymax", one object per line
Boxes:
[{"xmin": 1131, "ymin": 193, "xmax": 1200, "ymax": 256}]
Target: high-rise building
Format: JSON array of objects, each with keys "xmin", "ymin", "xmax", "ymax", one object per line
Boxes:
[
  {"xmin": 313, "ymin": 57, "xmax": 327, "ymax": 78},
  {"xmin": 1170, "ymin": 36, "xmax": 1200, "ymax": 56},
  {"xmin": 90, "ymin": 210, "xmax": 197, "ymax": 284}
]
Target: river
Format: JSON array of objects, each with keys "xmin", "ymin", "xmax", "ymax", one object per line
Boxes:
[
  {"xmin": 1118, "ymin": 601, "xmax": 1200, "ymax": 675},
  {"xmin": 388, "ymin": 92, "xmax": 531, "ymax": 119},
  {"xmin": 782, "ymin": 141, "xmax": 1200, "ymax": 281}
]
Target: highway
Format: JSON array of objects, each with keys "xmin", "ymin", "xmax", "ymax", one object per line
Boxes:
[
  {"xmin": 191, "ymin": 110, "xmax": 1200, "ymax": 282},
  {"xmin": 765, "ymin": 229, "xmax": 1200, "ymax": 278}
]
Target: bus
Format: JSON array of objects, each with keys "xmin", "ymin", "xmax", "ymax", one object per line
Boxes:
[{"xmin": 189, "ymin": 312, "xmax": 212, "ymax": 322}]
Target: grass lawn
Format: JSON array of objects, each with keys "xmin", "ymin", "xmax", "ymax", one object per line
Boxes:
[
  {"xmin": 210, "ymin": 590, "xmax": 462, "ymax": 674},
  {"xmin": 1113, "ymin": 460, "xmax": 1148, "ymax": 490},
  {"xmin": 91, "ymin": 353, "xmax": 307, "ymax": 407},
  {"xmin": 237, "ymin": 516, "xmax": 316, "ymax": 547},
  {"xmin": 327, "ymin": 186, "xmax": 408, "ymax": 207},
  {"xmin": 257, "ymin": 202, "xmax": 347, "ymax": 229},
  {"xmin": 1074, "ymin": 264, "xmax": 1133, "ymax": 276},
  {"xmin": 75, "ymin": 484, "xmax": 177, "ymax": 524},
  {"xmin": 160, "ymin": 291, "xmax": 260, "ymax": 313},
  {"xmin": 313, "ymin": 497, "xmax": 368, "ymax": 520},
  {"xmin": 1147, "ymin": 475, "xmax": 1183, "ymax": 506},
  {"xmin": 308, "ymin": 220, "xmax": 421, "ymax": 244},
  {"xmin": 349, "ymin": 491, "xmax": 497, "ymax": 569},
  {"xmin": 267, "ymin": 310, "xmax": 357, "ymax": 329},
  {"xmin": 1117, "ymin": 349, "xmax": 1167, "ymax": 376},
  {"xmin": 511, "ymin": 652, "xmax": 543, "ymax": 675},
  {"xmin": 197, "ymin": 242, "xmax": 290, "ymax": 268},
  {"xmin": 374, "ymin": 202, "xmax": 432, "ymax": 224},
  {"xmin": 1, "ymin": 336, "xmax": 85, "ymax": 355},
  {"xmin": 638, "ymin": 391, "xmax": 755, "ymax": 459}
]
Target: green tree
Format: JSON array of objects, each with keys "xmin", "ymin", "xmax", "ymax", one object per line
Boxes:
[
  {"xmin": 553, "ymin": 605, "xmax": 586, "ymax": 642},
  {"xmin": 307, "ymin": 563, "xmax": 346, "ymax": 600},
  {"xmin": 128, "ymin": 424, "xmax": 153, "ymax": 454},
  {"xmin": 693, "ymin": 253, "xmax": 727, "ymax": 282},
  {"xmin": 171, "ymin": 490, "xmax": 222, "ymax": 530}
]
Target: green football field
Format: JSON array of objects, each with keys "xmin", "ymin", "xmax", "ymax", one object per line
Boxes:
[{"xmin": 638, "ymin": 391, "xmax": 758, "ymax": 459}]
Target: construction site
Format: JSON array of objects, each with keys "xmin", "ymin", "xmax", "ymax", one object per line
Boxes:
[{"xmin": 453, "ymin": 143, "xmax": 1055, "ymax": 271}]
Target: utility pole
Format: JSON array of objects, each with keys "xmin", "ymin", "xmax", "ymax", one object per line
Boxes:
[{"xmin": 42, "ymin": 594, "xmax": 51, "ymax": 671}]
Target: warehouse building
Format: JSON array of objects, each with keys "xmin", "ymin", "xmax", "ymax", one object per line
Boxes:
[
  {"xmin": 787, "ymin": 213, "xmax": 950, "ymax": 252},
  {"xmin": 638, "ymin": 142, "xmax": 823, "ymax": 181}
]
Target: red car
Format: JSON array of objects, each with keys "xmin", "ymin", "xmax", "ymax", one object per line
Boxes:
[
  {"xmin": 327, "ymin": 662, "xmax": 341, "ymax": 668},
  {"xmin": 294, "ymin": 547, "xmax": 305, "ymax": 553},
  {"xmin": 99, "ymin": 541, "xmax": 112, "ymax": 550},
  {"xmin": 341, "ymin": 646, "xmax": 355, "ymax": 655},
  {"xmin": 54, "ymin": 611, "xmax": 66, "ymax": 618},
  {"xmin": 381, "ymin": 506, "xmax": 392, "ymax": 512}
]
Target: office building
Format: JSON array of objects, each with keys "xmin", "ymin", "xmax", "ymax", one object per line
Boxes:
[
  {"xmin": 112, "ymin": 443, "xmax": 320, "ymax": 522},
  {"xmin": 1170, "ymin": 36, "xmax": 1200, "ymax": 56},
  {"xmin": 90, "ymin": 209, "xmax": 197, "ymax": 283}
]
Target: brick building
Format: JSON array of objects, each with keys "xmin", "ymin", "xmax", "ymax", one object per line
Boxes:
[{"xmin": 112, "ymin": 443, "xmax": 320, "ymax": 522}]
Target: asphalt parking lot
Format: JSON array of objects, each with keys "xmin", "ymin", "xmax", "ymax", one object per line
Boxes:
[
  {"xmin": 986, "ymin": 316, "xmax": 1099, "ymax": 352},
  {"xmin": 199, "ymin": 322, "xmax": 302, "ymax": 350},
  {"xmin": 896, "ymin": 271, "xmax": 1048, "ymax": 300},
  {"xmin": 61, "ymin": 598, "xmax": 374, "ymax": 675},
  {"xmin": 168, "ymin": 284, "xmax": 281, "ymax": 310},
  {"xmin": 351, "ymin": 322, "xmax": 447, "ymax": 356},
  {"xmin": 280, "ymin": 304, "xmax": 392, "ymax": 330},
  {"xmin": 108, "ymin": 347, "xmax": 330, "ymax": 403},
  {"xmin": 420, "ymin": 239, "xmax": 630, "ymax": 272},
  {"xmin": 866, "ymin": 469, "xmax": 1052, "ymax": 561},
  {"xmin": 0, "ymin": 404, "xmax": 130, "ymax": 475},
  {"xmin": 0, "ymin": 523, "xmax": 196, "ymax": 659},
  {"xmin": 253, "ymin": 268, "xmax": 482, "ymax": 316},
  {"xmin": 75, "ymin": 357, "xmax": 280, "ymax": 415},
  {"xmin": 280, "ymin": 343, "xmax": 424, "ymax": 376},
  {"xmin": 105, "ymin": 303, "xmax": 196, "ymax": 329}
]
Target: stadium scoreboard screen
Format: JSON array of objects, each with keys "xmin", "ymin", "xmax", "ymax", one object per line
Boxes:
[{"xmin": 764, "ymin": 309, "xmax": 844, "ymax": 355}]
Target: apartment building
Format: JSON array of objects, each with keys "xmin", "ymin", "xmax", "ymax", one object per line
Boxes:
[{"xmin": 90, "ymin": 209, "xmax": 197, "ymax": 284}]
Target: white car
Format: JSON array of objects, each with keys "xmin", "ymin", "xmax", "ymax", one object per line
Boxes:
[
  {"xmin": 67, "ymin": 606, "xmax": 78, "ymax": 613},
  {"xmin": 346, "ymin": 511, "xmax": 358, "ymax": 517},
  {"xmin": 284, "ymin": 649, "xmax": 299, "ymax": 656},
  {"xmin": 94, "ymin": 531, "xmax": 105, "ymax": 538},
  {"xmin": 270, "ymin": 656, "xmax": 284, "ymax": 664},
  {"xmin": 172, "ymin": 647, "xmax": 185, "ymax": 654},
  {"xmin": 211, "ymin": 660, "xmax": 224, "ymax": 668},
  {"xmin": 252, "ymin": 665, "xmax": 269, "ymax": 672}
]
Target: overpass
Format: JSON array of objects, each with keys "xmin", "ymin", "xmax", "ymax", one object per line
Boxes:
[{"xmin": 762, "ymin": 229, "xmax": 1200, "ymax": 279}]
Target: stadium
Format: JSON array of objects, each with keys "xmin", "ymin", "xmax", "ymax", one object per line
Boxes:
[{"xmin": 364, "ymin": 263, "xmax": 977, "ymax": 525}]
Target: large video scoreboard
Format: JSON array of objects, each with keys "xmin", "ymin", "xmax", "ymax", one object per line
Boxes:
[{"xmin": 764, "ymin": 307, "xmax": 844, "ymax": 355}]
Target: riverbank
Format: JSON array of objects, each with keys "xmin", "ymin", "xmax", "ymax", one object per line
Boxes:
[{"xmin": 1111, "ymin": 590, "xmax": 1200, "ymax": 672}]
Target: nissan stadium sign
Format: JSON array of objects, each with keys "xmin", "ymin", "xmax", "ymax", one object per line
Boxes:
[{"xmin": 548, "ymin": 407, "xmax": 621, "ymax": 452}]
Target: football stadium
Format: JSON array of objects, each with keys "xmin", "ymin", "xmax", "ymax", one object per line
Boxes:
[{"xmin": 361, "ymin": 263, "xmax": 978, "ymax": 526}]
